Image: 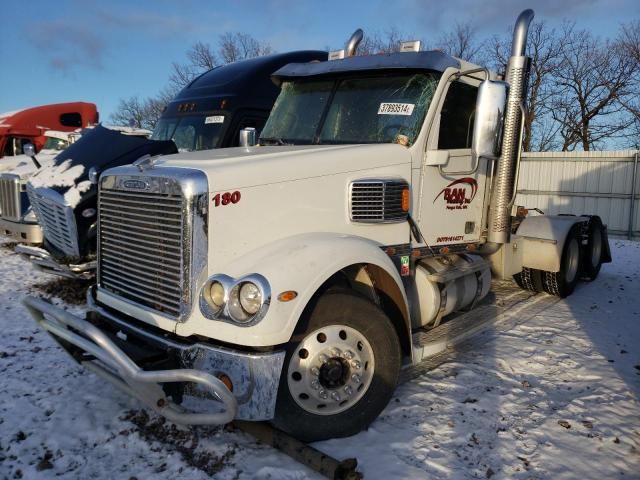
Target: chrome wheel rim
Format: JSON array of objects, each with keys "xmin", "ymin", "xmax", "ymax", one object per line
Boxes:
[
  {"xmin": 287, "ymin": 325, "xmax": 375, "ymax": 415},
  {"xmin": 591, "ymin": 230, "xmax": 602, "ymax": 267},
  {"xmin": 565, "ymin": 238, "xmax": 580, "ymax": 283}
]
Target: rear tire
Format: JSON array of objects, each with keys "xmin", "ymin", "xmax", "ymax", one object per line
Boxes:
[
  {"xmin": 514, "ymin": 267, "xmax": 544, "ymax": 292},
  {"xmin": 542, "ymin": 224, "xmax": 582, "ymax": 298},
  {"xmin": 580, "ymin": 217, "xmax": 604, "ymax": 281},
  {"xmin": 272, "ymin": 290, "xmax": 401, "ymax": 442}
]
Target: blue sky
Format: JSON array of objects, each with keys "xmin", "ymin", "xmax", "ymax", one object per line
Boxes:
[{"xmin": 1, "ymin": 0, "xmax": 638, "ymax": 121}]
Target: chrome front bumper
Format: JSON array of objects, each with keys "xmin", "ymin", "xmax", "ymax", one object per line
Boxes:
[
  {"xmin": 22, "ymin": 293, "xmax": 286, "ymax": 424},
  {"xmin": 0, "ymin": 218, "xmax": 43, "ymax": 243},
  {"xmin": 15, "ymin": 244, "xmax": 95, "ymax": 279}
]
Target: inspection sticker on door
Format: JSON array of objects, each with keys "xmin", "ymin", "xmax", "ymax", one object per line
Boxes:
[
  {"xmin": 205, "ymin": 115, "xmax": 225, "ymax": 124},
  {"xmin": 378, "ymin": 103, "xmax": 415, "ymax": 115}
]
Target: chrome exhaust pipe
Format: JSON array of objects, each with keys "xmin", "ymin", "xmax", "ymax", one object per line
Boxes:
[
  {"xmin": 487, "ymin": 9, "xmax": 534, "ymax": 244},
  {"xmin": 346, "ymin": 29, "xmax": 364, "ymax": 56}
]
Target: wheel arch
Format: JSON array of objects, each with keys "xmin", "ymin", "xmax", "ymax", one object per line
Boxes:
[
  {"xmin": 312, "ymin": 262, "xmax": 412, "ymax": 361},
  {"xmin": 215, "ymin": 233, "xmax": 412, "ymax": 351}
]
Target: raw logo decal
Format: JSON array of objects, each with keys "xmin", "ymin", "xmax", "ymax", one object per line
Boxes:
[{"xmin": 433, "ymin": 177, "xmax": 478, "ymax": 210}]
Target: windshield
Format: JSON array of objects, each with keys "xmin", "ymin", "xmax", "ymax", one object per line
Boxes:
[
  {"xmin": 151, "ymin": 114, "xmax": 226, "ymax": 151},
  {"xmin": 260, "ymin": 73, "xmax": 440, "ymax": 146},
  {"xmin": 43, "ymin": 136, "xmax": 69, "ymax": 151}
]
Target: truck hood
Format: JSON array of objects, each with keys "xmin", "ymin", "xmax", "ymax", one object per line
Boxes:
[
  {"xmin": 28, "ymin": 125, "xmax": 177, "ymax": 207},
  {"xmin": 152, "ymin": 143, "xmax": 413, "ymax": 190},
  {"xmin": 0, "ymin": 150, "xmax": 59, "ymax": 178}
]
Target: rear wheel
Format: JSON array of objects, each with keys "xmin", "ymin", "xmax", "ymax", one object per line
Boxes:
[
  {"xmin": 542, "ymin": 225, "xmax": 582, "ymax": 298},
  {"xmin": 514, "ymin": 267, "xmax": 544, "ymax": 292},
  {"xmin": 581, "ymin": 217, "xmax": 604, "ymax": 281},
  {"xmin": 272, "ymin": 290, "xmax": 401, "ymax": 442}
]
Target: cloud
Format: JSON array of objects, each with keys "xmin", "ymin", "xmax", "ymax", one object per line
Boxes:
[
  {"xmin": 96, "ymin": 9, "xmax": 202, "ymax": 38},
  {"xmin": 26, "ymin": 21, "xmax": 106, "ymax": 72}
]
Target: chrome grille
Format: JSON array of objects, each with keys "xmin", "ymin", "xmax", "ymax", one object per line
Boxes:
[
  {"xmin": 0, "ymin": 174, "xmax": 21, "ymax": 221},
  {"xmin": 27, "ymin": 186, "xmax": 79, "ymax": 256},
  {"xmin": 98, "ymin": 188, "xmax": 186, "ymax": 318},
  {"xmin": 350, "ymin": 179, "xmax": 409, "ymax": 223}
]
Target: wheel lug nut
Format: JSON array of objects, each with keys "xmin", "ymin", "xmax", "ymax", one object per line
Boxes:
[
  {"xmin": 311, "ymin": 367, "xmax": 320, "ymax": 376},
  {"xmin": 351, "ymin": 360, "xmax": 361, "ymax": 369},
  {"xmin": 331, "ymin": 391, "xmax": 341, "ymax": 402},
  {"xmin": 344, "ymin": 385, "xmax": 353, "ymax": 396},
  {"xmin": 343, "ymin": 350, "xmax": 354, "ymax": 360},
  {"xmin": 319, "ymin": 389, "xmax": 328, "ymax": 399},
  {"xmin": 319, "ymin": 354, "xmax": 328, "ymax": 363},
  {"xmin": 351, "ymin": 374, "xmax": 361, "ymax": 384},
  {"xmin": 332, "ymin": 348, "xmax": 341, "ymax": 356},
  {"xmin": 311, "ymin": 380, "xmax": 320, "ymax": 390}
]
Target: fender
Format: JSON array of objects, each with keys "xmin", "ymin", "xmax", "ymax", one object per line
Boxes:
[
  {"xmin": 515, "ymin": 215, "xmax": 585, "ymax": 272},
  {"xmin": 177, "ymin": 233, "xmax": 410, "ymax": 348}
]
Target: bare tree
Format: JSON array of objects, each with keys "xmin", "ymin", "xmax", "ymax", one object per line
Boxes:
[
  {"xmin": 486, "ymin": 21, "xmax": 567, "ymax": 151},
  {"xmin": 168, "ymin": 41, "xmax": 217, "ymax": 90},
  {"xmin": 618, "ymin": 20, "xmax": 640, "ymax": 145},
  {"xmin": 436, "ymin": 22, "xmax": 485, "ymax": 63},
  {"xmin": 218, "ymin": 32, "xmax": 272, "ymax": 64},
  {"xmin": 551, "ymin": 24, "xmax": 638, "ymax": 151},
  {"xmin": 109, "ymin": 96, "xmax": 148, "ymax": 129},
  {"xmin": 355, "ymin": 28, "xmax": 408, "ymax": 55}
]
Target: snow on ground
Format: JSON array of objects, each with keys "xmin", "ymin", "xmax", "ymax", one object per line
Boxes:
[{"xmin": 0, "ymin": 239, "xmax": 639, "ymax": 479}]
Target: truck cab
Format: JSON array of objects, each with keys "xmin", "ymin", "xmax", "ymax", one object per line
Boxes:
[
  {"xmin": 0, "ymin": 102, "xmax": 98, "ymax": 171},
  {"xmin": 0, "ymin": 130, "xmax": 78, "ymax": 243},
  {"xmin": 23, "ymin": 11, "xmax": 610, "ymax": 443}
]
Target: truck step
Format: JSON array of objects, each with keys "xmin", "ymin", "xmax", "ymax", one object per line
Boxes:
[{"xmin": 406, "ymin": 280, "xmax": 557, "ymax": 371}]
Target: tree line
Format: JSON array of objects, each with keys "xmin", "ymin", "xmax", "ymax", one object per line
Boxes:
[{"xmin": 111, "ymin": 20, "xmax": 640, "ymax": 151}]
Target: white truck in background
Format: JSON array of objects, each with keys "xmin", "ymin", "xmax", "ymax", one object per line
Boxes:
[
  {"xmin": 24, "ymin": 9, "xmax": 611, "ymax": 442},
  {"xmin": 0, "ymin": 130, "xmax": 79, "ymax": 243}
]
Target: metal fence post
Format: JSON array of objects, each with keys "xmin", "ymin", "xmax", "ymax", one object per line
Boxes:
[{"xmin": 630, "ymin": 151, "xmax": 639, "ymax": 240}]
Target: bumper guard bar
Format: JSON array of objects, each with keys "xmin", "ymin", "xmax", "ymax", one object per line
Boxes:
[
  {"xmin": 16, "ymin": 244, "xmax": 95, "ymax": 280},
  {"xmin": 22, "ymin": 296, "xmax": 237, "ymax": 425}
]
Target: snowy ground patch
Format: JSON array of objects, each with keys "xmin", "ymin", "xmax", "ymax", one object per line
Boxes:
[{"xmin": 0, "ymin": 240, "xmax": 639, "ymax": 479}]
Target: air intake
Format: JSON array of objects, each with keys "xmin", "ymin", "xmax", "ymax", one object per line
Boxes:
[{"xmin": 350, "ymin": 179, "xmax": 409, "ymax": 223}]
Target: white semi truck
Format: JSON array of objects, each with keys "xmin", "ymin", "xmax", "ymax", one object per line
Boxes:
[{"xmin": 24, "ymin": 9, "xmax": 611, "ymax": 443}]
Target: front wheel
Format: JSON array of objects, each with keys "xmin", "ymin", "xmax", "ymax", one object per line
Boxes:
[{"xmin": 272, "ymin": 291, "xmax": 401, "ymax": 442}]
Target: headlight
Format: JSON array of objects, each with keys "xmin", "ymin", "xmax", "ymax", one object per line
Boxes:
[
  {"xmin": 239, "ymin": 282, "xmax": 262, "ymax": 314},
  {"xmin": 208, "ymin": 281, "xmax": 225, "ymax": 312},
  {"xmin": 228, "ymin": 284, "xmax": 252, "ymax": 323},
  {"xmin": 200, "ymin": 273, "xmax": 270, "ymax": 324}
]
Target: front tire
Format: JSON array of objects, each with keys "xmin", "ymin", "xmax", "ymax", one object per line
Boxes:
[{"xmin": 272, "ymin": 290, "xmax": 401, "ymax": 442}]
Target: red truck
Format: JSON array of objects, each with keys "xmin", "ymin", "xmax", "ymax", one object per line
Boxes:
[{"xmin": 0, "ymin": 102, "xmax": 98, "ymax": 169}]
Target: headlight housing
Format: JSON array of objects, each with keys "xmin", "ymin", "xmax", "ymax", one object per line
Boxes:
[
  {"xmin": 199, "ymin": 273, "xmax": 270, "ymax": 326},
  {"xmin": 22, "ymin": 207, "xmax": 37, "ymax": 222}
]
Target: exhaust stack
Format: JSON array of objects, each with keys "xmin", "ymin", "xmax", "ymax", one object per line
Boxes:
[
  {"xmin": 345, "ymin": 29, "xmax": 364, "ymax": 57},
  {"xmin": 487, "ymin": 9, "xmax": 534, "ymax": 244}
]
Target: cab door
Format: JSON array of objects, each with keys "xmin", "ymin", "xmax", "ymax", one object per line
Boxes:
[{"xmin": 418, "ymin": 79, "xmax": 489, "ymax": 246}]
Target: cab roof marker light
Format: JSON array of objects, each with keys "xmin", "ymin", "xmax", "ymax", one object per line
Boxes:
[{"xmin": 400, "ymin": 40, "xmax": 421, "ymax": 53}]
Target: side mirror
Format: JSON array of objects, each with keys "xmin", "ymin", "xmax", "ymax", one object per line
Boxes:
[
  {"xmin": 472, "ymin": 80, "xmax": 508, "ymax": 161},
  {"xmin": 22, "ymin": 143, "xmax": 36, "ymax": 157},
  {"xmin": 23, "ymin": 143, "xmax": 42, "ymax": 169},
  {"xmin": 239, "ymin": 127, "xmax": 256, "ymax": 147}
]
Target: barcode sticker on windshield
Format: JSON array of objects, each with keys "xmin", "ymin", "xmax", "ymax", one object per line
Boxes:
[
  {"xmin": 378, "ymin": 103, "xmax": 415, "ymax": 115},
  {"xmin": 205, "ymin": 115, "xmax": 225, "ymax": 124}
]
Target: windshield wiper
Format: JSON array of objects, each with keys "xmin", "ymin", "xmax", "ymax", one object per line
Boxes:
[{"xmin": 259, "ymin": 137, "xmax": 293, "ymax": 146}]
